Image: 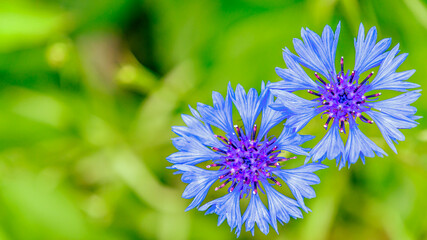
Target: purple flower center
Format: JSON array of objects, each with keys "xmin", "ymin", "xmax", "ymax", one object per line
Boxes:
[
  {"xmin": 308, "ymin": 57, "xmax": 381, "ymax": 133},
  {"xmin": 209, "ymin": 125, "xmax": 295, "ymax": 197}
]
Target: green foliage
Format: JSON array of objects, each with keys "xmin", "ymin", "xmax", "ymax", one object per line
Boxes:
[{"xmin": 0, "ymin": 0, "xmax": 426, "ymax": 239}]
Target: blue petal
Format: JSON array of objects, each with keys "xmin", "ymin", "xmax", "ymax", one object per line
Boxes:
[
  {"xmin": 167, "ymin": 136, "xmax": 221, "ymax": 165},
  {"xmin": 172, "ymin": 164, "xmax": 223, "ymax": 211},
  {"xmin": 263, "ymin": 182, "xmax": 302, "ymax": 233},
  {"xmin": 307, "ymin": 120, "xmax": 344, "ymax": 163},
  {"xmin": 275, "ymin": 127, "xmax": 314, "ymax": 156},
  {"xmin": 199, "ymin": 190, "xmax": 242, "ymax": 236},
  {"xmin": 172, "ymin": 111, "xmax": 223, "ymax": 149},
  {"xmin": 271, "ymin": 48, "xmax": 319, "ymax": 92},
  {"xmin": 366, "ymin": 110, "xmax": 419, "ymax": 154},
  {"xmin": 329, "ymin": 23, "xmax": 341, "ymax": 71},
  {"xmin": 242, "ymin": 193, "xmax": 271, "ymax": 236},
  {"xmin": 283, "ymin": 108, "xmax": 321, "ymax": 133},
  {"xmin": 367, "ymin": 44, "xmax": 419, "ymax": 92},
  {"xmin": 354, "ymin": 23, "xmax": 392, "ymax": 74},
  {"xmin": 272, "ymin": 163, "xmax": 327, "ymax": 213},
  {"xmin": 370, "ymin": 90, "xmax": 421, "ymax": 119},
  {"xmin": 230, "ymin": 84, "xmax": 268, "ymax": 137},
  {"xmin": 269, "ymin": 89, "xmax": 319, "ymax": 109},
  {"xmin": 269, "ymin": 89, "xmax": 320, "ymax": 131},
  {"xmin": 341, "ymin": 119, "xmax": 386, "ymax": 169},
  {"xmin": 257, "ymin": 85, "xmax": 292, "ymax": 140},
  {"xmin": 197, "ymin": 85, "xmax": 234, "ymax": 134},
  {"xmin": 291, "ymin": 22, "xmax": 341, "ymax": 80}
]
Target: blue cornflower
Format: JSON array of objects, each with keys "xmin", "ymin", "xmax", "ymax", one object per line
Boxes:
[
  {"xmin": 269, "ymin": 22, "xmax": 421, "ymax": 169},
  {"xmin": 167, "ymin": 83, "xmax": 327, "ymax": 236}
]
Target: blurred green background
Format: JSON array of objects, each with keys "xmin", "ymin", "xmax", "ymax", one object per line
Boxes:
[{"xmin": 1, "ymin": 0, "xmax": 426, "ymax": 239}]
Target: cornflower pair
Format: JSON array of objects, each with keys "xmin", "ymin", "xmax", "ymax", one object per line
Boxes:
[{"xmin": 167, "ymin": 23, "xmax": 420, "ymax": 236}]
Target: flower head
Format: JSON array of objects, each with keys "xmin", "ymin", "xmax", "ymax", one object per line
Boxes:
[
  {"xmin": 168, "ymin": 83, "xmax": 327, "ymax": 236},
  {"xmin": 269, "ymin": 22, "xmax": 421, "ymax": 169}
]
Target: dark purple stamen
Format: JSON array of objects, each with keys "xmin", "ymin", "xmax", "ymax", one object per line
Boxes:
[
  {"xmin": 349, "ymin": 70, "xmax": 355, "ymax": 83},
  {"xmin": 269, "ymin": 177, "xmax": 282, "ymax": 186},
  {"xmin": 324, "ymin": 115, "xmax": 333, "ymax": 129},
  {"xmin": 234, "ymin": 125, "xmax": 243, "ymax": 140},
  {"xmin": 307, "ymin": 57, "xmax": 377, "ymax": 134},
  {"xmin": 339, "ymin": 118, "xmax": 345, "ymax": 133},
  {"xmin": 212, "ymin": 147, "xmax": 226, "ymax": 154},
  {"xmin": 266, "ymin": 146, "xmax": 278, "ymax": 155},
  {"xmin": 359, "ymin": 114, "xmax": 374, "ymax": 124},
  {"xmin": 337, "ymin": 74, "xmax": 341, "ymax": 84},
  {"xmin": 253, "ymin": 181, "xmax": 258, "ymax": 194},
  {"xmin": 365, "ymin": 93, "xmax": 381, "ymax": 98},
  {"xmin": 219, "ymin": 173, "xmax": 229, "ymax": 179},
  {"xmin": 215, "ymin": 179, "xmax": 231, "ymax": 191},
  {"xmin": 314, "ymin": 72, "xmax": 327, "ymax": 85},
  {"xmin": 354, "ymin": 71, "xmax": 374, "ymax": 92},
  {"xmin": 206, "ymin": 163, "xmax": 223, "ymax": 168},
  {"xmin": 215, "ymin": 135, "xmax": 229, "ymax": 144},
  {"xmin": 277, "ymin": 156, "xmax": 297, "ymax": 162},
  {"xmin": 229, "ymin": 141, "xmax": 237, "ymax": 149},
  {"xmin": 229, "ymin": 182, "xmax": 237, "ymax": 192},
  {"xmin": 251, "ymin": 124, "xmax": 257, "ymax": 140},
  {"xmin": 208, "ymin": 125, "xmax": 297, "ymax": 197},
  {"xmin": 308, "ymin": 90, "xmax": 321, "ymax": 97},
  {"xmin": 360, "ymin": 71, "xmax": 374, "ymax": 85}
]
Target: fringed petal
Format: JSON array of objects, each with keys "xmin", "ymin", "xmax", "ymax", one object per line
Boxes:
[
  {"xmin": 354, "ymin": 23, "xmax": 391, "ymax": 74},
  {"xmin": 167, "ymin": 137, "xmax": 221, "ymax": 165},
  {"xmin": 263, "ymin": 182, "xmax": 303, "ymax": 233},
  {"xmin": 199, "ymin": 190, "xmax": 242, "ymax": 236},
  {"xmin": 242, "ymin": 193, "xmax": 271, "ymax": 235},
  {"xmin": 367, "ymin": 44, "xmax": 419, "ymax": 92},
  {"xmin": 308, "ymin": 120, "xmax": 344, "ymax": 164},
  {"xmin": 273, "ymin": 163, "xmax": 328, "ymax": 212},
  {"xmin": 341, "ymin": 119, "xmax": 386, "ymax": 169}
]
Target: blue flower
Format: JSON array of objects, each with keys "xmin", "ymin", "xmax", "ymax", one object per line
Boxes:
[
  {"xmin": 168, "ymin": 83, "xmax": 327, "ymax": 236},
  {"xmin": 269, "ymin": 22, "xmax": 421, "ymax": 169}
]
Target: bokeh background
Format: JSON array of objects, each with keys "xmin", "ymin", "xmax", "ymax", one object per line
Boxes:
[{"xmin": 1, "ymin": 0, "xmax": 427, "ymax": 239}]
